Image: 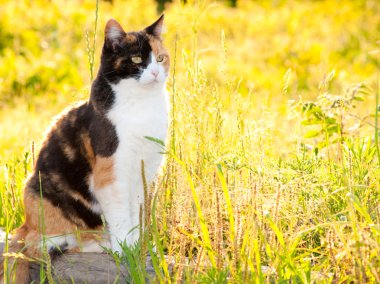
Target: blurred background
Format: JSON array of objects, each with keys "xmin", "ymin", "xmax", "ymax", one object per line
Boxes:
[
  {"xmin": 0, "ymin": 0, "xmax": 379, "ymax": 159},
  {"xmin": 1, "ymin": 2, "xmax": 380, "ymax": 281},
  {"xmin": 0, "ymin": 0, "xmax": 378, "ymax": 159}
]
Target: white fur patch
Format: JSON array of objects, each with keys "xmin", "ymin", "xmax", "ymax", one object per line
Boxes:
[
  {"xmin": 107, "ymin": 26, "xmax": 123, "ymax": 41},
  {"xmin": 42, "ymin": 234, "xmax": 110, "ymax": 253},
  {"xmin": 81, "ymin": 239, "xmax": 111, "ymax": 252},
  {"xmin": 90, "ymin": 198, "xmax": 103, "ymax": 214},
  {"xmin": 92, "ymin": 65, "xmax": 168, "ymax": 252},
  {"xmin": 42, "ymin": 234, "xmax": 77, "ymax": 252},
  {"xmin": 139, "ymin": 53, "xmax": 167, "ymax": 85}
]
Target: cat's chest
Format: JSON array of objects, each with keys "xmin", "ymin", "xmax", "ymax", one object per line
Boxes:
[
  {"xmin": 105, "ymin": 88, "xmax": 168, "ymax": 182},
  {"xmin": 106, "ymin": 89, "xmax": 168, "ymax": 143}
]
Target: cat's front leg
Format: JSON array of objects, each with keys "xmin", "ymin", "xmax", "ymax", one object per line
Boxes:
[
  {"xmin": 107, "ymin": 205, "xmax": 141, "ymax": 253},
  {"xmin": 93, "ymin": 183, "xmax": 142, "ymax": 252}
]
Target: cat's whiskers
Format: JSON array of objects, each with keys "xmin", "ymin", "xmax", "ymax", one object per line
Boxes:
[{"xmin": 100, "ymin": 69, "xmax": 118, "ymax": 76}]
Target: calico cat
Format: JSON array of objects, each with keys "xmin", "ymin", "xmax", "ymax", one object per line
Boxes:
[{"xmin": 2, "ymin": 15, "xmax": 169, "ymax": 283}]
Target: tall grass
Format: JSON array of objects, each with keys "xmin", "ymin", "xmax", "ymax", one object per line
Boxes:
[
  {"xmin": 375, "ymin": 52, "xmax": 380, "ymax": 166},
  {"xmin": 85, "ymin": 0, "xmax": 100, "ymax": 81}
]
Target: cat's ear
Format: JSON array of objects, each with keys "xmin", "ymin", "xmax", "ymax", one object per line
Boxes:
[
  {"xmin": 105, "ymin": 19, "xmax": 126, "ymax": 50},
  {"xmin": 145, "ymin": 14, "xmax": 164, "ymax": 38}
]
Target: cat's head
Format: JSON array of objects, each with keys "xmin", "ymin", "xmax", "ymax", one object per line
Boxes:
[{"xmin": 99, "ymin": 15, "xmax": 169, "ymax": 88}]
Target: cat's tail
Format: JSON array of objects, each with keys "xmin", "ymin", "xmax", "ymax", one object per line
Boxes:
[{"xmin": 1, "ymin": 225, "xmax": 30, "ymax": 284}]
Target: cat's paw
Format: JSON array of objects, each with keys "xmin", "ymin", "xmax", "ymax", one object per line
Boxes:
[
  {"xmin": 81, "ymin": 239, "xmax": 111, "ymax": 253},
  {"xmin": 43, "ymin": 234, "xmax": 77, "ymax": 255}
]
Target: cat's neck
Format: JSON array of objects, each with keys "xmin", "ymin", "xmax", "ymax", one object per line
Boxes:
[
  {"xmin": 112, "ymin": 78, "xmax": 166, "ymax": 99},
  {"xmin": 90, "ymin": 74, "xmax": 167, "ymax": 113},
  {"xmin": 89, "ymin": 75, "xmax": 115, "ymax": 114}
]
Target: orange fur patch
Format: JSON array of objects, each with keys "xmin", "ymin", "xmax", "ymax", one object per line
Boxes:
[
  {"xmin": 114, "ymin": 57, "xmax": 125, "ymax": 69},
  {"xmin": 93, "ymin": 156, "xmax": 115, "ymax": 189},
  {"xmin": 81, "ymin": 132, "xmax": 95, "ymax": 167},
  {"xmin": 24, "ymin": 190, "xmax": 81, "ymax": 235},
  {"xmin": 148, "ymin": 35, "xmax": 170, "ymax": 72},
  {"xmin": 126, "ymin": 33, "xmax": 137, "ymax": 43},
  {"xmin": 20, "ymin": 190, "xmax": 105, "ymax": 257}
]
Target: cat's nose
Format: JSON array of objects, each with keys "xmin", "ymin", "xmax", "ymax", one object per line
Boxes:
[{"xmin": 151, "ymin": 70, "xmax": 159, "ymax": 77}]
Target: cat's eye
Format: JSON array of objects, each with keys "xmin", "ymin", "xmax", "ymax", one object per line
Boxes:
[
  {"xmin": 156, "ymin": 54, "xmax": 167, "ymax": 63},
  {"xmin": 131, "ymin": 56, "xmax": 142, "ymax": 64}
]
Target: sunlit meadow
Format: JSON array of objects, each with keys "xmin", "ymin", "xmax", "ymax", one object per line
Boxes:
[{"xmin": 1, "ymin": 0, "xmax": 380, "ymax": 282}]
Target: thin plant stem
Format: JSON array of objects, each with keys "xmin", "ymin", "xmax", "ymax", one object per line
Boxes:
[
  {"xmin": 86, "ymin": 0, "xmax": 99, "ymax": 81},
  {"xmin": 375, "ymin": 57, "xmax": 380, "ymax": 166}
]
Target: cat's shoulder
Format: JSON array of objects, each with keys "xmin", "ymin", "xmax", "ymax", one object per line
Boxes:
[
  {"xmin": 37, "ymin": 101, "xmax": 94, "ymax": 158},
  {"xmin": 51, "ymin": 100, "xmax": 93, "ymax": 127}
]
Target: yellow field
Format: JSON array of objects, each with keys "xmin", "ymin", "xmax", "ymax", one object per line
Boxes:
[{"xmin": 1, "ymin": 0, "xmax": 380, "ymax": 282}]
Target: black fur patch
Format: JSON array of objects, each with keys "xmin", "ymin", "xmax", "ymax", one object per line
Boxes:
[
  {"xmin": 100, "ymin": 32, "xmax": 153, "ymax": 84},
  {"xmin": 89, "ymin": 108, "xmax": 119, "ymax": 156},
  {"xmin": 49, "ymin": 241, "xmax": 68, "ymax": 258},
  {"xmin": 28, "ymin": 104, "xmax": 103, "ymax": 229}
]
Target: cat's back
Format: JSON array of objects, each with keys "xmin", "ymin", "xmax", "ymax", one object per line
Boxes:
[
  {"xmin": 33, "ymin": 101, "xmax": 94, "ymax": 176},
  {"xmin": 26, "ymin": 102, "xmax": 102, "ymax": 229}
]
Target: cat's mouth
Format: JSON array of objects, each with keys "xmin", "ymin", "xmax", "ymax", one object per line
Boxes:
[
  {"xmin": 139, "ymin": 78, "xmax": 158, "ymax": 86},
  {"xmin": 138, "ymin": 73, "xmax": 167, "ymax": 86}
]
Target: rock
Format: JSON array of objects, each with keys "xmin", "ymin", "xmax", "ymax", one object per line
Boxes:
[{"xmin": 0, "ymin": 242, "xmax": 155, "ymax": 283}]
